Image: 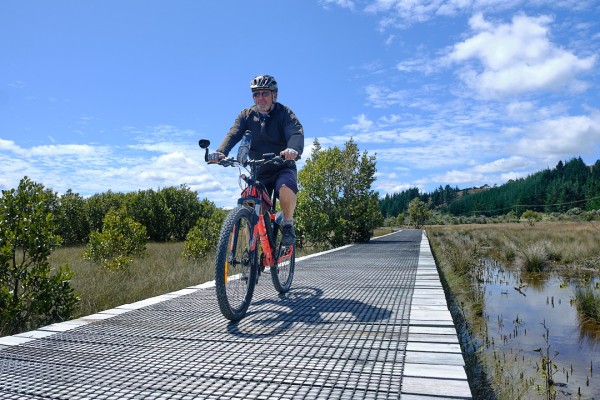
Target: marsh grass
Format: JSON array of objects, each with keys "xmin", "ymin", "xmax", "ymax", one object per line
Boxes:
[
  {"xmin": 517, "ymin": 242, "xmax": 551, "ymax": 272},
  {"xmin": 429, "ymin": 221, "xmax": 600, "ymax": 272},
  {"xmin": 427, "ymin": 221, "xmax": 600, "ymax": 399},
  {"xmin": 575, "ymin": 286, "xmax": 600, "ymax": 322}
]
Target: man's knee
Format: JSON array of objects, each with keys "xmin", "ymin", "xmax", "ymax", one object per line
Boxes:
[{"xmin": 277, "ymin": 181, "xmax": 298, "ymax": 195}]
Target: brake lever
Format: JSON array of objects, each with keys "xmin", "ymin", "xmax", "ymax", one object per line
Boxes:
[{"xmin": 218, "ymin": 157, "xmax": 237, "ymax": 167}]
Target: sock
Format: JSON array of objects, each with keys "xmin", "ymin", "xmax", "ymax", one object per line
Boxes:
[{"xmin": 283, "ymin": 218, "xmax": 293, "ymax": 226}]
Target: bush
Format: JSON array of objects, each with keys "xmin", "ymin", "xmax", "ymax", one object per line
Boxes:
[
  {"xmin": 521, "ymin": 209, "xmax": 541, "ymax": 226},
  {"xmin": 566, "ymin": 207, "xmax": 582, "ymax": 215},
  {"xmin": 183, "ymin": 209, "xmax": 226, "ymax": 261},
  {"xmin": 1, "ymin": 177, "xmax": 78, "ymax": 335},
  {"xmin": 84, "ymin": 207, "xmax": 147, "ymax": 270}
]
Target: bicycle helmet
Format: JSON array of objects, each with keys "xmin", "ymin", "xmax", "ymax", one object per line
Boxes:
[{"xmin": 250, "ymin": 74, "xmax": 278, "ymax": 92}]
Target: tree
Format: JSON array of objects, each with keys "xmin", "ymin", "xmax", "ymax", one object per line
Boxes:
[
  {"xmin": 124, "ymin": 189, "xmax": 172, "ymax": 242},
  {"xmin": 408, "ymin": 198, "xmax": 431, "ymax": 228},
  {"xmin": 84, "ymin": 190, "xmax": 126, "ymax": 233},
  {"xmin": 296, "ymin": 138, "xmax": 382, "ymax": 247},
  {"xmin": 54, "ymin": 189, "xmax": 89, "ymax": 245},
  {"xmin": 159, "ymin": 185, "xmax": 205, "ymax": 241},
  {"xmin": 1, "ymin": 177, "xmax": 78, "ymax": 335}
]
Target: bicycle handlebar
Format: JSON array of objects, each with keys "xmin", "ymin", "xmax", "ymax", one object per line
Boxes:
[
  {"xmin": 216, "ymin": 154, "xmax": 295, "ymax": 169},
  {"xmin": 198, "ymin": 138, "xmax": 295, "ymax": 169}
]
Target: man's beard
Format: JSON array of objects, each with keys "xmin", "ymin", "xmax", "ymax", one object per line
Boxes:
[{"xmin": 257, "ymin": 103, "xmax": 272, "ymax": 113}]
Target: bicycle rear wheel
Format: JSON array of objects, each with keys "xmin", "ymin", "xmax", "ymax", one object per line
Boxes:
[
  {"xmin": 270, "ymin": 225, "xmax": 295, "ymax": 293},
  {"xmin": 215, "ymin": 206, "xmax": 258, "ymax": 321}
]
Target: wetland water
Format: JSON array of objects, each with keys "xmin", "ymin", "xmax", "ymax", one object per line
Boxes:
[{"xmin": 480, "ymin": 259, "xmax": 599, "ymax": 398}]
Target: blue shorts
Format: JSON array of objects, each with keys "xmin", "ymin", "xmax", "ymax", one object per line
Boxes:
[{"xmin": 259, "ymin": 167, "xmax": 298, "ymax": 197}]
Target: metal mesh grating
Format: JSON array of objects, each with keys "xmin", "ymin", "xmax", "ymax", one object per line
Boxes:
[{"xmin": 0, "ymin": 230, "xmax": 422, "ymax": 399}]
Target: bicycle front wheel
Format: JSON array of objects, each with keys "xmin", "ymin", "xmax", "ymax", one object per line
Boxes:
[
  {"xmin": 270, "ymin": 225, "xmax": 295, "ymax": 293},
  {"xmin": 215, "ymin": 206, "xmax": 258, "ymax": 321}
]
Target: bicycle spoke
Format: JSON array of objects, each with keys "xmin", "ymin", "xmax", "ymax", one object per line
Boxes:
[{"xmin": 215, "ymin": 207, "xmax": 257, "ymax": 321}]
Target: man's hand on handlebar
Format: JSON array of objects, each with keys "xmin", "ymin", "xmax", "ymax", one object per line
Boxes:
[
  {"xmin": 280, "ymin": 148, "xmax": 298, "ymax": 161},
  {"xmin": 207, "ymin": 151, "xmax": 225, "ymax": 164}
]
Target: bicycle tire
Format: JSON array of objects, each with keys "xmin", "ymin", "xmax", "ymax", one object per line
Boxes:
[
  {"xmin": 215, "ymin": 206, "xmax": 258, "ymax": 321},
  {"xmin": 270, "ymin": 224, "xmax": 295, "ymax": 293}
]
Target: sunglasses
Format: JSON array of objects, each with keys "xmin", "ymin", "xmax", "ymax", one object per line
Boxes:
[{"xmin": 253, "ymin": 91, "xmax": 272, "ymax": 98}]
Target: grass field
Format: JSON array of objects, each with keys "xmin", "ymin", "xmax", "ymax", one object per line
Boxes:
[
  {"xmin": 49, "ymin": 242, "xmax": 214, "ymax": 317},
  {"xmin": 49, "ymin": 238, "xmax": 347, "ymax": 318}
]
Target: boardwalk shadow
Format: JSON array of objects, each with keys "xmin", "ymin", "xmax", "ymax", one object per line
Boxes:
[{"xmin": 226, "ymin": 286, "xmax": 392, "ymax": 338}]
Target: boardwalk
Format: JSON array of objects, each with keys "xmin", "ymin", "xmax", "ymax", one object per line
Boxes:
[{"xmin": 0, "ymin": 230, "xmax": 472, "ymax": 399}]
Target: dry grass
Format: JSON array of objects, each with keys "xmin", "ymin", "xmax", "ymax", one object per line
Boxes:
[
  {"xmin": 428, "ymin": 221, "xmax": 600, "ymax": 269},
  {"xmin": 516, "ymin": 242, "xmax": 551, "ymax": 272},
  {"xmin": 49, "ymin": 242, "xmax": 215, "ymax": 317},
  {"xmin": 49, "ymin": 241, "xmax": 329, "ymax": 318}
]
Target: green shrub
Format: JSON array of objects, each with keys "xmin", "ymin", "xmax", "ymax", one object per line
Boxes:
[
  {"xmin": 84, "ymin": 207, "xmax": 147, "ymax": 270},
  {"xmin": 183, "ymin": 209, "xmax": 226, "ymax": 261},
  {"xmin": 1, "ymin": 177, "xmax": 78, "ymax": 335},
  {"xmin": 521, "ymin": 209, "xmax": 541, "ymax": 226}
]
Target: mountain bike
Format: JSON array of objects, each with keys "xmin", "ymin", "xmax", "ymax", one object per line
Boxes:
[{"xmin": 199, "ymin": 136, "xmax": 296, "ymax": 321}]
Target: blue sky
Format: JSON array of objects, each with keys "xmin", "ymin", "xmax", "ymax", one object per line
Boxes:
[{"xmin": 1, "ymin": 1, "xmax": 599, "ymax": 207}]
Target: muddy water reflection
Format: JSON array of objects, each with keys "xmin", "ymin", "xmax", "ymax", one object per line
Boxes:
[{"xmin": 481, "ymin": 259, "xmax": 599, "ymax": 397}]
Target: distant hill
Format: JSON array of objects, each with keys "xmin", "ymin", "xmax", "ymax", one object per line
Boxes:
[{"xmin": 380, "ymin": 157, "xmax": 600, "ymax": 217}]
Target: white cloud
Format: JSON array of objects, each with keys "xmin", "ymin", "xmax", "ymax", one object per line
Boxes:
[
  {"xmin": 433, "ymin": 169, "xmax": 486, "ymax": 184},
  {"xmin": 363, "ymin": 0, "xmax": 528, "ymax": 28},
  {"xmin": 320, "ymin": 0, "xmax": 355, "ymax": 10},
  {"xmin": 375, "ymin": 179, "xmax": 421, "ymax": 194},
  {"xmin": 506, "ymin": 101, "xmax": 535, "ymax": 120},
  {"xmin": 30, "ymin": 144, "xmax": 97, "ymax": 157},
  {"xmin": 472, "ymin": 156, "xmax": 533, "ymax": 173},
  {"xmin": 0, "ymin": 139, "xmax": 25, "ymax": 155},
  {"xmin": 343, "ymin": 113, "xmax": 374, "ymax": 131},
  {"xmin": 515, "ymin": 113, "xmax": 600, "ymax": 157},
  {"xmin": 129, "ymin": 142, "xmax": 185, "ymax": 154},
  {"xmin": 354, "ymin": 0, "xmax": 595, "ymax": 28},
  {"xmin": 365, "ymin": 85, "xmax": 407, "ymax": 108},
  {"xmin": 396, "ymin": 57, "xmax": 437, "ymax": 74},
  {"xmin": 447, "ymin": 13, "xmax": 597, "ymax": 98},
  {"xmin": 0, "ymin": 126, "xmax": 241, "ymax": 203}
]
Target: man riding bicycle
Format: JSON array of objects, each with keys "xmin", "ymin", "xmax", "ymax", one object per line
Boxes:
[{"xmin": 208, "ymin": 74, "xmax": 304, "ymax": 246}]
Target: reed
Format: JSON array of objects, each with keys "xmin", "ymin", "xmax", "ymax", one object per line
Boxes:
[
  {"xmin": 575, "ymin": 286, "xmax": 600, "ymax": 322},
  {"xmin": 517, "ymin": 242, "xmax": 550, "ymax": 272},
  {"xmin": 428, "ymin": 221, "xmax": 600, "ymax": 269}
]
